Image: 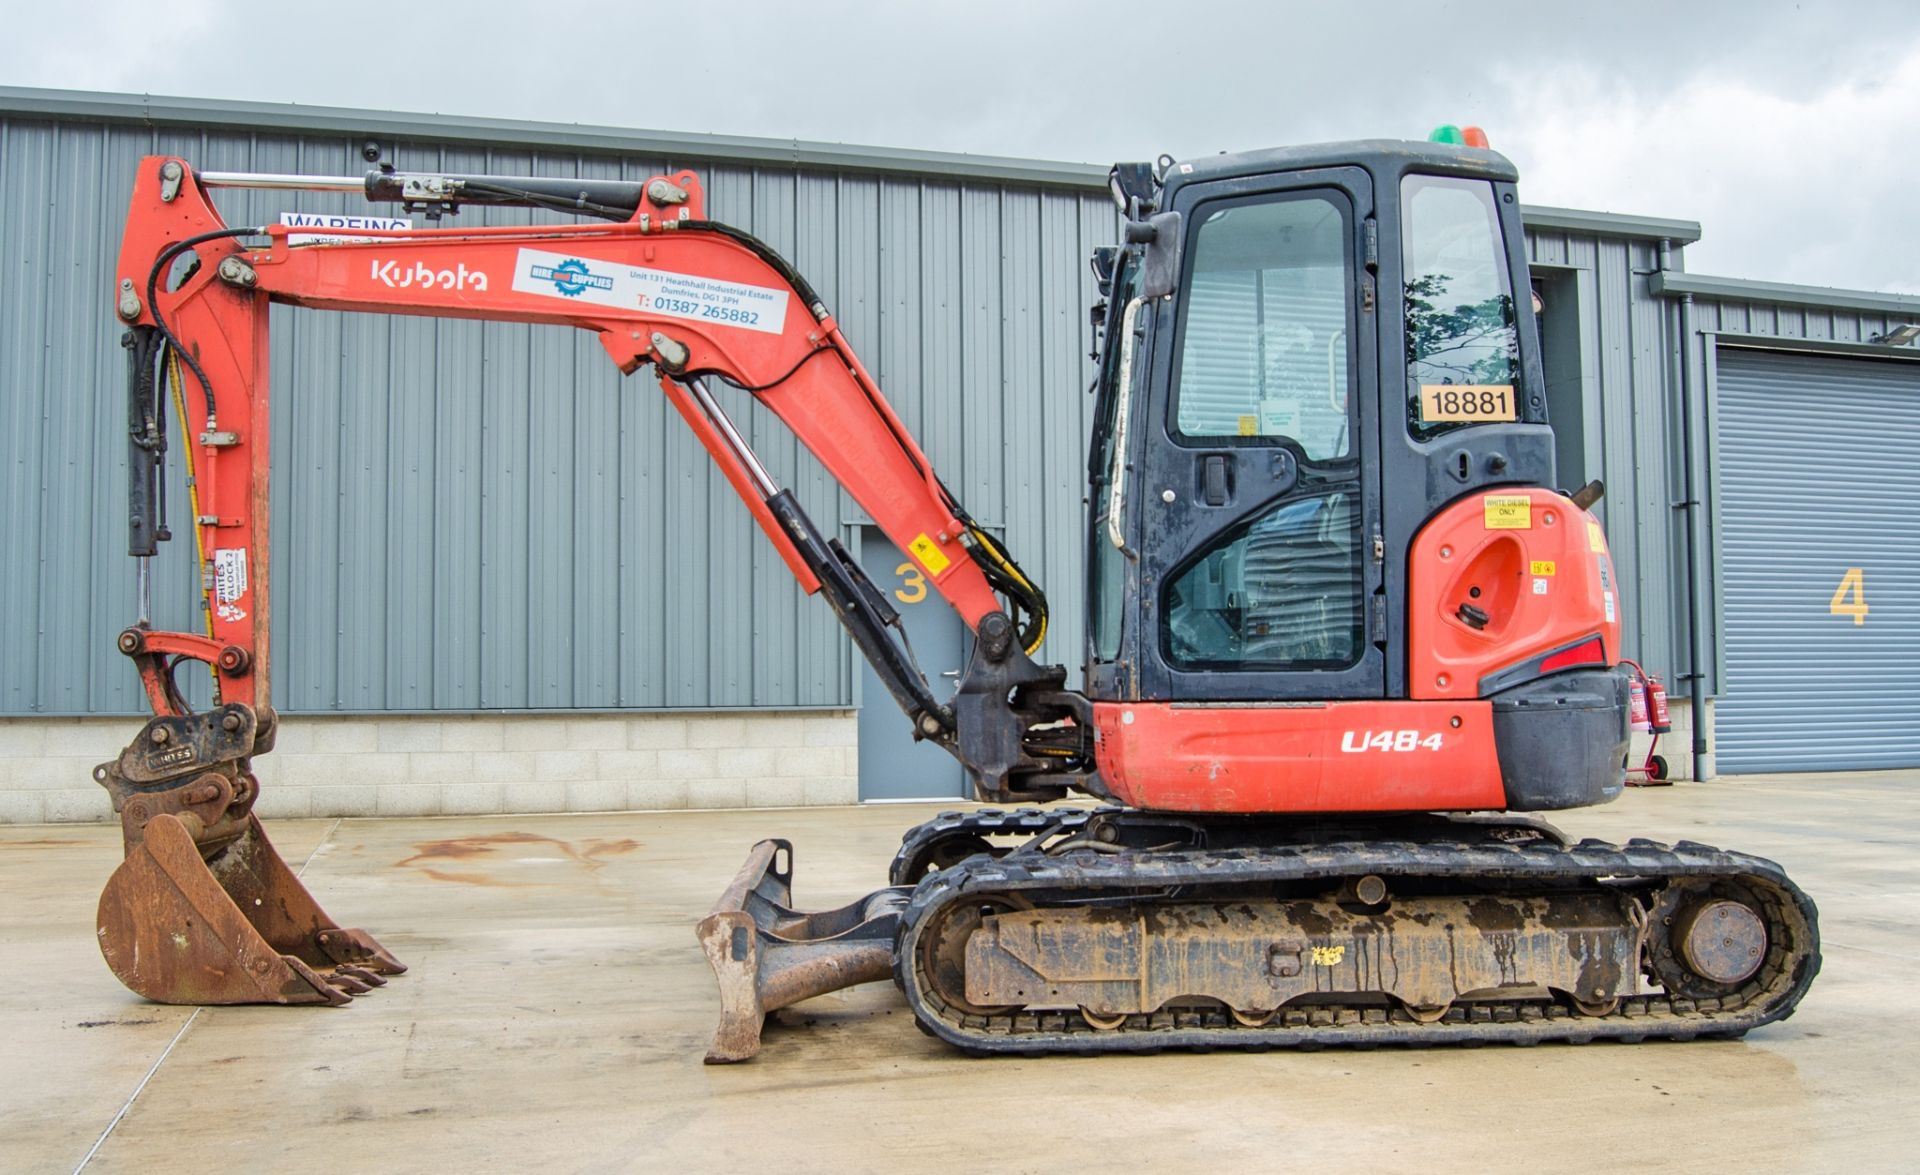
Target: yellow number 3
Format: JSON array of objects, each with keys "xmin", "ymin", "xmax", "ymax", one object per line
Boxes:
[
  {"xmin": 894, "ymin": 562, "xmax": 928, "ymax": 604},
  {"xmin": 1829, "ymin": 567, "xmax": 1868, "ymax": 626}
]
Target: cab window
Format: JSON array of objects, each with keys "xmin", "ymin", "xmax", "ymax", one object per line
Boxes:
[
  {"xmin": 1171, "ymin": 193, "xmax": 1353, "ymax": 462},
  {"xmin": 1402, "ymin": 175, "xmax": 1521, "ymax": 440}
]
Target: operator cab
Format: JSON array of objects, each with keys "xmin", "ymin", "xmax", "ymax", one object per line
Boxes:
[{"xmin": 1085, "ymin": 139, "xmax": 1552, "ymax": 706}]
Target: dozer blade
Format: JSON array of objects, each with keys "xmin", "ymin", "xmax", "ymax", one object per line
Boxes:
[
  {"xmin": 97, "ymin": 812, "xmax": 405, "ymax": 1006},
  {"xmin": 697, "ymin": 839, "xmax": 909, "ymax": 1063}
]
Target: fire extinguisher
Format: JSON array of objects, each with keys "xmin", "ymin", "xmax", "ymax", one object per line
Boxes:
[
  {"xmin": 1644, "ymin": 674, "xmax": 1672, "ymax": 735},
  {"xmin": 1621, "ymin": 659, "xmax": 1672, "ymax": 784}
]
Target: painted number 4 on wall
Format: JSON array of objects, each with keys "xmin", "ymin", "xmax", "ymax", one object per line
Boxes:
[{"xmin": 1829, "ymin": 567, "xmax": 1868, "ymax": 626}]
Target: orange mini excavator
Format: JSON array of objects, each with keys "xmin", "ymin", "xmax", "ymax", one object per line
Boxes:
[{"xmin": 99, "ymin": 134, "xmax": 1817, "ymax": 1057}]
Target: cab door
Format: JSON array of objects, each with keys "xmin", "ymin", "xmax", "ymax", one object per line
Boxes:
[{"xmin": 1129, "ymin": 168, "xmax": 1383, "ymax": 702}]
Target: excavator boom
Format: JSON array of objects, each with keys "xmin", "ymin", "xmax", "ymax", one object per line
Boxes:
[{"xmin": 100, "ymin": 156, "xmax": 1078, "ymax": 1008}]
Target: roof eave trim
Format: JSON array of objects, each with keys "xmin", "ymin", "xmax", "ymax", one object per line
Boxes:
[
  {"xmin": 0, "ymin": 85, "xmax": 1110, "ymax": 190},
  {"xmin": 1653, "ymin": 269, "xmax": 1920, "ymax": 318},
  {"xmin": 1520, "ymin": 204, "xmax": 1703, "ymax": 244}
]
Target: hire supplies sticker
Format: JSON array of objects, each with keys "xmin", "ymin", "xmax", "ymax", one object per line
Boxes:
[
  {"xmin": 1483, "ymin": 494, "xmax": 1532, "ymax": 529},
  {"xmin": 512, "ymin": 247, "xmax": 789, "ymax": 335}
]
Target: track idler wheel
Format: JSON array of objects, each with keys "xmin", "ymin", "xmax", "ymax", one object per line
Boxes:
[
  {"xmin": 1648, "ymin": 881, "xmax": 1770, "ymax": 999},
  {"xmin": 915, "ymin": 893, "xmax": 1031, "ymax": 1016}
]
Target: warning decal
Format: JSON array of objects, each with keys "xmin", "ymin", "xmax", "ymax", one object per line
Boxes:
[{"xmin": 908, "ymin": 533, "xmax": 951, "ymax": 576}]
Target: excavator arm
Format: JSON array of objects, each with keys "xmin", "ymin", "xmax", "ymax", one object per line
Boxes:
[{"xmin": 98, "ymin": 156, "xmax": 1089, "ymax": 1011}]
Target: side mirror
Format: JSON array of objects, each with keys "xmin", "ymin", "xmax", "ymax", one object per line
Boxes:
[
  {"xmin": 1089, "ymin": 246, "xmax": 1119, "ymax": 297},
  {"xmin": 1136, "ymin": 211, "xmax": 1183, "ymax": 299},
  {"xmin": 1108, "ymin": 162, "xmax": 1158, "ymax": 217}
]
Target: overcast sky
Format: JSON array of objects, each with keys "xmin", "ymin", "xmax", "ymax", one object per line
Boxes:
[{"xmin": 10, "ymin": 0, "xmax": 1917, "ymax": 292}]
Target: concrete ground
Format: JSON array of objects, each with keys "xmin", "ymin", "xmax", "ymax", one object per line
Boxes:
[{"xmin": 2, "ymin": 773, "xmax": 1913, "ymax": 1174}]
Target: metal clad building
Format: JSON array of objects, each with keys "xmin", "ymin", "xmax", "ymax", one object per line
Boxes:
[
  {"xmin": 0, "ymin": 89, "xmax": 1114, "ymax": 720},
  {"xmin": 1673, "ymin": 278, "xmax": 1920, "ymax": 773},
  {"xmin": 4, "ymin": 87, "xmax": 1919, "ymax": 822}
]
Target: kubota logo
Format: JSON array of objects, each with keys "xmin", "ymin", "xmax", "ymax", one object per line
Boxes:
[{"xmin": 370, "ymin": 258, "xmax": 489, "ymax": 291}]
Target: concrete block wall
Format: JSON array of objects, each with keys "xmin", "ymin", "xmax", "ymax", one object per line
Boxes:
[{"xmin": 0, "ymin": 711, "xmax": 857, "ymax": 824}]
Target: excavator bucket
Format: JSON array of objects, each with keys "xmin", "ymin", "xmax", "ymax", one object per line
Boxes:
[
  {"xmin": 93, "ymin": 703, "xmax": 404, "ymax": 1006},
  {"xmin": 697, "ymin": 839, "xmax": 909, "ymax": 1063},
  {"xmin": 97, "ymin": 811, "xmax": 405, "ymax": 1005}
]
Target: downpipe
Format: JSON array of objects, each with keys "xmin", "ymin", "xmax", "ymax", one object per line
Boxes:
[{"xmin": 1660, "ymin": 238, "xmax": 1712, "ymax": 778}]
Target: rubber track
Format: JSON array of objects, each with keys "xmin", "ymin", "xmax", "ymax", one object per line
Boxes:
[
  {"xmin": 892, "ymin": 836, "xmax": 1821, "ymax": 1054},
  {"xmin": 888, "ymin": 808, "xmax": 1109, "ymax": 885}
]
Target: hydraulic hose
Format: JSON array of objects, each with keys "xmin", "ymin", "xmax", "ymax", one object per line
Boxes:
[{"xmin": 145, "ymin": 225, "xmax": 267, "ymax": 422}]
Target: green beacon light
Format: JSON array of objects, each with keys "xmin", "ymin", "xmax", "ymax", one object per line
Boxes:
[{"xmin": 1429, "ymin": 124, "xmax": 1491, "ymax": 148}]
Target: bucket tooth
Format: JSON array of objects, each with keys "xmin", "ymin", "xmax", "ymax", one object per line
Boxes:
[
  {"xmin": 697, "ymin": 839, "xmax": 909, "ymax": 1063},
  {"xmin": 96, "ymin": 811, "xmax": 403, "ymax": 1006}
]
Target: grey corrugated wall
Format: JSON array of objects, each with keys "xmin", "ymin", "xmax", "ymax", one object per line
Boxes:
[
  {"xmin": 1523, "ymin": 229, "xmax": 1688, "ymax": 694},
  {"xmin": 0, "ymin": 109, "xmax": 1116, "ymax": 715}
]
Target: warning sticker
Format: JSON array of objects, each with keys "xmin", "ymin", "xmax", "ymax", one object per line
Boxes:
[
  {"xmin": 1237, "ymin": 415, "xmax": 1258, "ymax": 437},
  {"xmin": 1532, "ymin": 577, "xmax": 1549, "ymax": 595},
  {"xmin": 908, "ymin": 533, "xmax": 951, "ymax": 576},
  {"xmin": 1483, "ymin": 494, "xmax": 1532, "ymax": 530},
  {"xmin": 1588, "ymin": 520, "xmax": 1608, "ymax": 553},
  {"xmin": 279, "ymin": 211, "xmax": 412, "ymax": 245},
  {"xmin": 1604, "ymin": 591, "xmax": 1617, "ymax": 622},
  {"xmin": 511, "ymin": 247, "xmax": 790, "ymax": 335},
  {"xmin": 1530, "ymin": 560, "xmax": 1556, "ymax": 576}
]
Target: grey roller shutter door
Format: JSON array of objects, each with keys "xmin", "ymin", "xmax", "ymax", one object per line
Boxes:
[{"xmin": 1715, "ymin": 348, "xmax": 1920, "ymax": 772}]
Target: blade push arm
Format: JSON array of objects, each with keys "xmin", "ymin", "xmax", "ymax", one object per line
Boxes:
[{"xmin": 114, "ymin": 156, "xmax": 1086, "ymax": 799}]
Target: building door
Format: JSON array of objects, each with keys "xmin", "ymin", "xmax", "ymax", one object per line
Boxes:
[
  {"xmin": 857, "ymin": 528, "xmax": 969, "ymax": 800},
  {"xmin": 1714, "ymin": 348, "xmax": 1920, "ymax": 772}
]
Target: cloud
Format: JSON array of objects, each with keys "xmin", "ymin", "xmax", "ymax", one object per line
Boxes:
[
  {"xmin": 1501, "ymin": 42, "xmax": 1920, "ymax": 292},
  {"xmin": 3, "ymin": 0, "xmax": 1916, "ymax": 291}
]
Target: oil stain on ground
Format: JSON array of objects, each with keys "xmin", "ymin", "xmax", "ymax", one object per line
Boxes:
[{"xmin": 396, "ymin": 830, "xmax": 641, "ymax": 886}]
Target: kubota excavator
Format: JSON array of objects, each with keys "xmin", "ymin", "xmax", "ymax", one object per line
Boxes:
[{"xmin": 98, "ymin": 131, "xmax": 1818, "ymax": 1059}]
